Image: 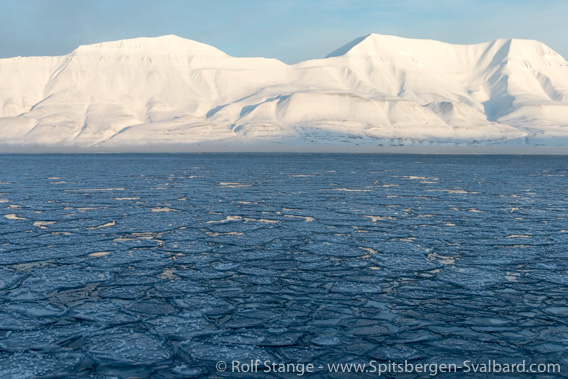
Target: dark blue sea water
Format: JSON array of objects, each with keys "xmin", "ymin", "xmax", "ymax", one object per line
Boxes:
[{"xmin": 0, "ymin": 154, "xmax": 567, "ymax": 378}]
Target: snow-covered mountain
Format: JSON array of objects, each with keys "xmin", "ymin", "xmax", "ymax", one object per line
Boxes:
[{"xmin": 1, "ymin": 34, "xmax": 568, "ymax": 151}]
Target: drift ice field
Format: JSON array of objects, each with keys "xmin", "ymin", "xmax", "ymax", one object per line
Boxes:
[{"xmin": 1, "ymin": 154, "xmax": 567, "ymax": 377}]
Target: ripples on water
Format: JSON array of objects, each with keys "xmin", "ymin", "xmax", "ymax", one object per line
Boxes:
[{"xmin": 0, "ymin": 154, "xmax": 567, "ymax": 378}]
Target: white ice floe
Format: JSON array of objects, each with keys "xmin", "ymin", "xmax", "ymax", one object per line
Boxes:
[{"xmin": 4, "ymin": 214, "xmax": 26, "ymax": 220}]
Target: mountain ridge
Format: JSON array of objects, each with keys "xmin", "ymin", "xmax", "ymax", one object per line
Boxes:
[{"xmin": 1, "ymin": 34, "xmax": 568, "ymax": 152}]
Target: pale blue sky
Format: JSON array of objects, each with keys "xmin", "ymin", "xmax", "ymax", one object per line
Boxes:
[{"xmin": 1, "ymin": 0, "xmax": 567, "ymax": 63}]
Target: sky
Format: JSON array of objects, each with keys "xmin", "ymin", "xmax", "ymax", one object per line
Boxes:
[{"xmin": 1, "ymin": 0, "xmax": 568, "ymax": 64}]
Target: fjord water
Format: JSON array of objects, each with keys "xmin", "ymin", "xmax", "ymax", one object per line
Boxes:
[{"xmin": 0, "ymin": 154, "xmax": 567, "ymax": 377}]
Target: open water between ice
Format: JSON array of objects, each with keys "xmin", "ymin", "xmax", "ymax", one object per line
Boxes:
[{"xmin": 0, "ymin": 154, "xmax": 567, "ymax": 378}]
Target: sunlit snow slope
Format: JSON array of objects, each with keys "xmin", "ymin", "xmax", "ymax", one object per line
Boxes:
[{"xmin": 1, "ymin": 34, "xmax": 568, "ymax": 151}]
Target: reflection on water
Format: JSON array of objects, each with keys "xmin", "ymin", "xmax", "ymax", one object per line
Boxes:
[{"xmin": 0, "ymin": 154, "xmax": 567, "ymax": 377}]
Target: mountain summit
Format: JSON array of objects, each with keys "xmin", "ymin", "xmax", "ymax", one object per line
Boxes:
[
  {"xmin": 73, "ymin": 35, "xmax": 228, "ymax": 57},
  {"xmin": 1, "ymin": 34, "xmax": 568, "ymax": 151}
]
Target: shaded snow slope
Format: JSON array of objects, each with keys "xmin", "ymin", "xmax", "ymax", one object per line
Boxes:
[{"xmin": 1, "ymin": 34, "xmax": 568, "ymax": 151}]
